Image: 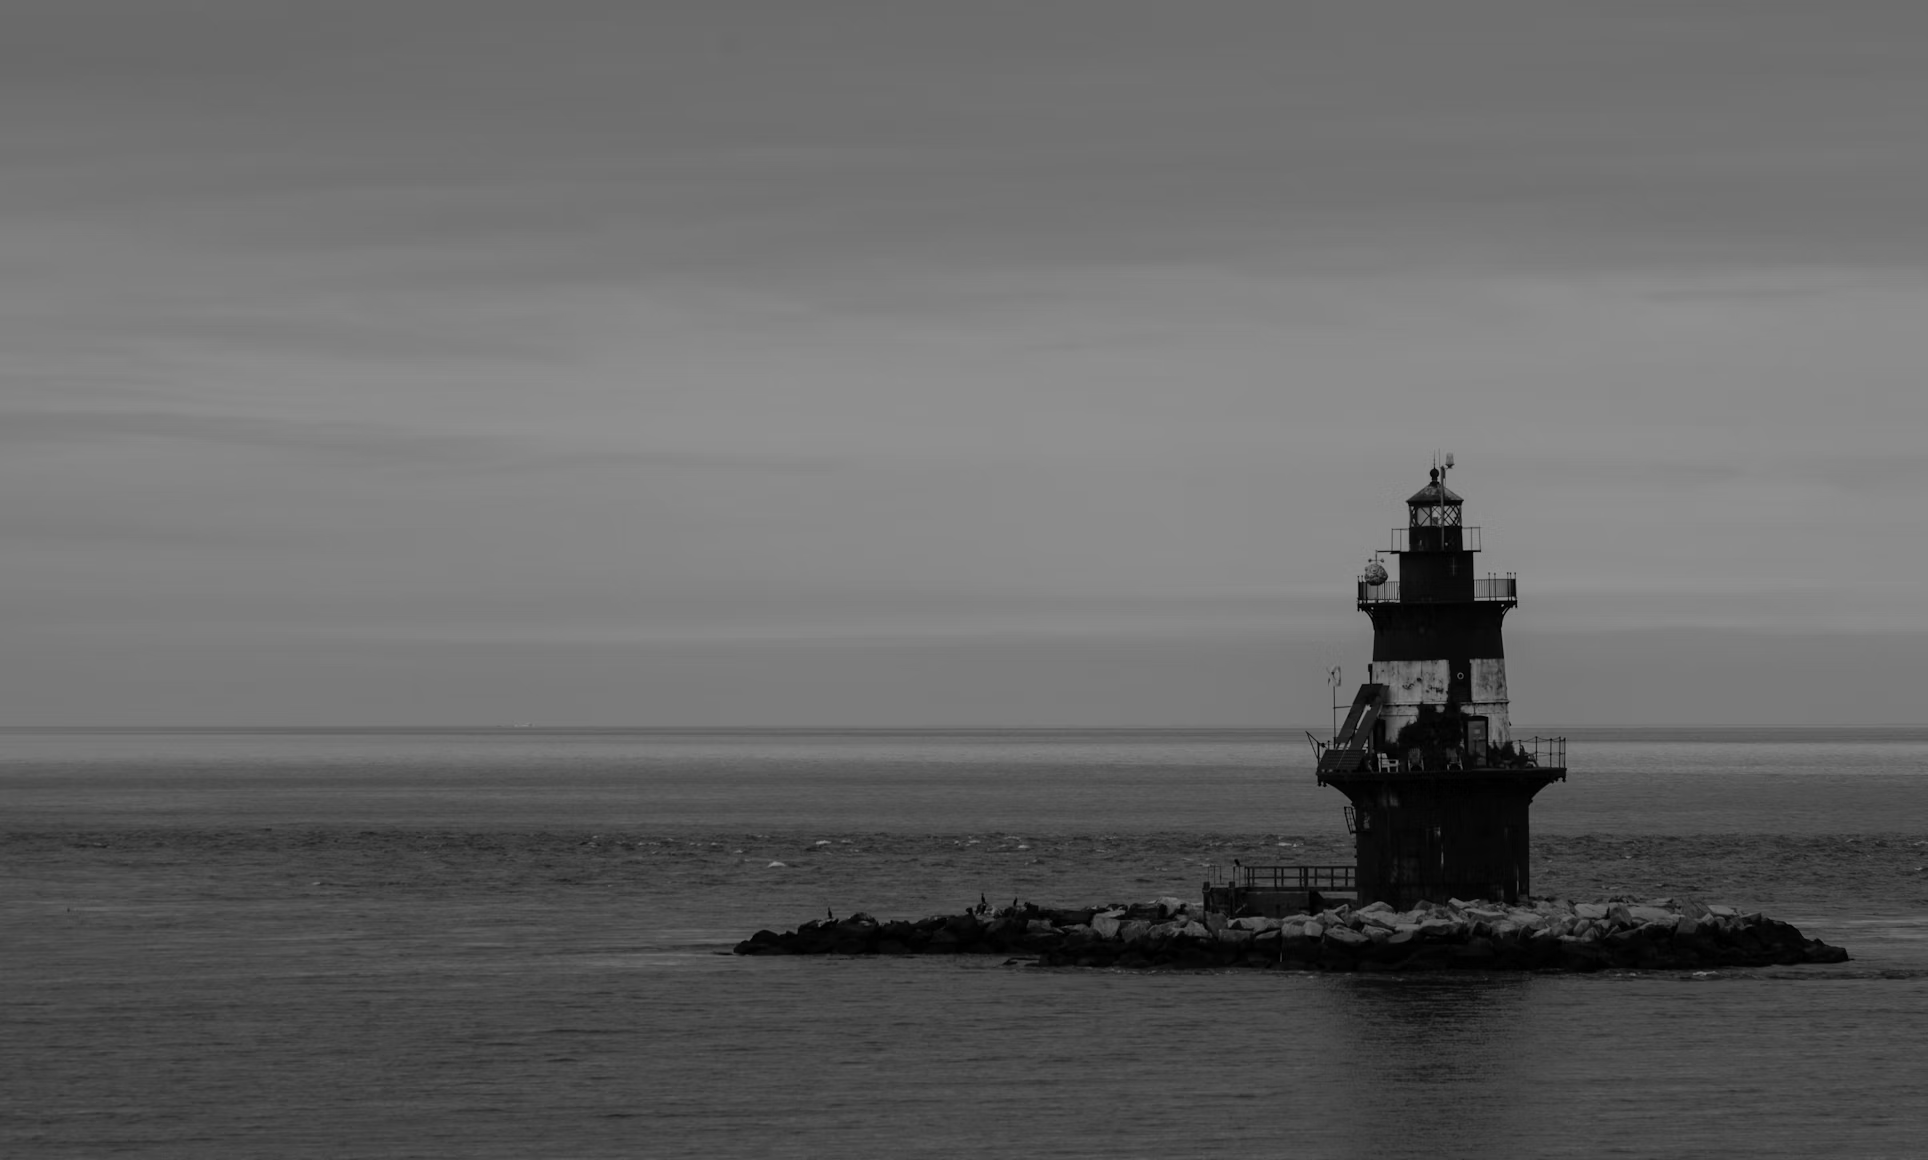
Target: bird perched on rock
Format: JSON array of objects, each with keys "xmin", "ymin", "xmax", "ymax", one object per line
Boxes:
[{"xmin": 826, "ymin": 907, "xmax": 834, "ymax": 921}]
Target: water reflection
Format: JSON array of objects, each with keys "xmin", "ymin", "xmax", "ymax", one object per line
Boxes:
[{"xmin": 1316, "ymin": 974, "xmax": 1538, "ymax": 1156}]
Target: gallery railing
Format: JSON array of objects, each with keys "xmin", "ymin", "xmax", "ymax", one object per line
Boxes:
[
  {"xmin": 1388, "ymin": 526, "xmax": 1482, "ymax": 553},
  {"xmin": 1512, "ymin": 735, "xmax": 1566, "ymax": 770},
  {"xmin": 1357, "ymin": 576, "xmax": 1518, "ymax": 606}
]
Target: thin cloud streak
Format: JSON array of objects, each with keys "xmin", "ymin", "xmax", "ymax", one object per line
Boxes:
[{"xmin": 0, "ymin": 407, "xmax": 848, "ymax": 475}]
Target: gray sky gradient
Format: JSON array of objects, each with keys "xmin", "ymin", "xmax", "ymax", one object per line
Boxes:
[{"xmin": 6, "ymin": 2, "xmax": 1926, "ymax": 725}]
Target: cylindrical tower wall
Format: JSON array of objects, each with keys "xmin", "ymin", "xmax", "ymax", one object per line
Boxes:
[
  {"xmin": 1396, "ymin": 548, "xmax": 1476, "ymax": 602},
  {"xmin": 1368, "ymin": 658, "xmax": 1512, "ymax": 745},
  {"xmin": 1366, "ymin": 601, "xmax": 1513, "ymax": 747}
]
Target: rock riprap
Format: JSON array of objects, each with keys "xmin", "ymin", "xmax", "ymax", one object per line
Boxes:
[{"xmin": 734, "ymin": 896, "xmax": 1849, "ymax": 971}]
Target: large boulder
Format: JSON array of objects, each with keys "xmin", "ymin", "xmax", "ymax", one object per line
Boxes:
[
  {"xmin": 734, "ymin": 929, "xmax": 790, "ymax": 955},
  {"xmin": 1279, "ymin": 934, "xmax": 1322, "ymax": 964},
  {"xmin": 1040, "ymin": 906, "xmax": 1098, "ymax": 927},
  {"xmin": 1020, "ymin": 927, "xmax": 1066, "ymax": 953}
]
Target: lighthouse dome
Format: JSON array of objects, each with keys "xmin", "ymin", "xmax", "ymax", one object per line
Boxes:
[{"xmin": 1406, "ymin": 467, "xmax": 1463, "ymax": 507}]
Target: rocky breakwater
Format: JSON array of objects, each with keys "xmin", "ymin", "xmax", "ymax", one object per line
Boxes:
[{"xmin": 734, "ymin": 896, "xmax": 1849, "ymax": 971}]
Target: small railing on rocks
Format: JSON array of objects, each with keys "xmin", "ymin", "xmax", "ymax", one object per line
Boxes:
[{"xmin": 1239, "ymin": 864, "xmax": 1356, "ymax": 891}]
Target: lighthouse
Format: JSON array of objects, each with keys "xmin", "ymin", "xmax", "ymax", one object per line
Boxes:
[{"xmin": 1313, "ymin": 458, "xmax": 1566, "ymax": 908}]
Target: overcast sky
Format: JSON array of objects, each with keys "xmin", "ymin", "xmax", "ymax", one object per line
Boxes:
[{"xmin": 5, "ymin": 2, "xmax": 1926, "ymax": 725}]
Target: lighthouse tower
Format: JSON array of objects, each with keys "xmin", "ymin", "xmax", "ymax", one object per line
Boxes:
[
  {"xmin": 1315, "ymin": 459, "xmax": 1565, "ymax": 908},
  {"xmin": 1366, "ymin": 462, "xmax": 1513, "ymax": 751}
]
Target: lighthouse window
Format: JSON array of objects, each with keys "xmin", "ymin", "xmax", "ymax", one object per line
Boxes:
[{"xmin": 1410, "ymin": 505, "xmax": 1463, "ymax": 528}]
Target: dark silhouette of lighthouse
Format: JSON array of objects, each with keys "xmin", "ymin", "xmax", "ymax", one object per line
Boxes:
[{"xmin": 1315, "ymin": 457, "xmax": 1566, "ymax": 907}]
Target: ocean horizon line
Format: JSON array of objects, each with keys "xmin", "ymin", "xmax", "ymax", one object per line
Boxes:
[{"xmin": 4, "ymin": 723, "xmax": 1926, "ymax": 736}]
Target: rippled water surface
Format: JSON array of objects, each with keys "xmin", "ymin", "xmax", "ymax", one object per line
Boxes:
[{"xmin": 5, "ymin": 728, "xmax": 1927, "ymax": 1158}]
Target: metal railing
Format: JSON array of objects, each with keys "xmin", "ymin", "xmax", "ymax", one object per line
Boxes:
[
  {"xmin": 1512, "ymin": 735, "xmax": 1567, "ymax": 771},
  {"xmin": 1356, "ymin": 576, "xmax": 1518, "ymax": 606},
  {"xmin": 1239, "ymin": 864, "xmax": 1356, "ymax": 891},
  {"xmin": 1320, "ymin": 734, "xmax": 1567, "ymax": 776},
  {"xmin": 1390, "ymin": 526, "xmax": 1481, "ymax": 553}
]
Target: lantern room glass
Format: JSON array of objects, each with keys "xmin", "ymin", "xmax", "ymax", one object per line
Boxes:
[{"xmin": 1409, "ymin": 503, "xmax": 1462, "ymax": 528}]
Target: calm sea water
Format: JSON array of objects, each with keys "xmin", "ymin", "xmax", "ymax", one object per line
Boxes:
[{"xmin": 6, "ymin": 728, "xmax": 1928, "ymax": 1158}]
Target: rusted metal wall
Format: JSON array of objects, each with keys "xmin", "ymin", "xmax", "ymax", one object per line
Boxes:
[
  {"xmin": 1368, "ymin": 657, "xmax": 1513, "ymax": 745},
  {"xmin": 1329, "ymin": 774, "xmax": 1557, "ymax": 907}
]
